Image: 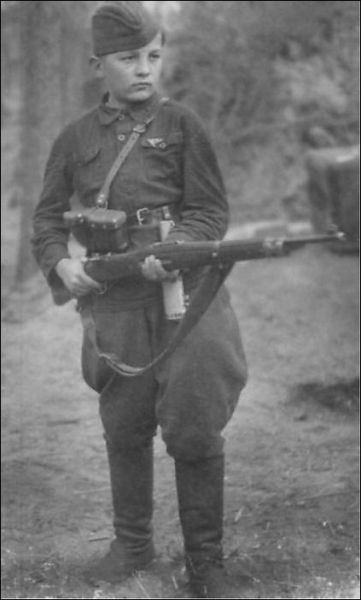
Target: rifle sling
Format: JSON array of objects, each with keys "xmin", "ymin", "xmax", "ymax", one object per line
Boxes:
[
  {"xmin": 78, "ymin": 97, "xmax": 232, "ymax": 377},
  {"xmin": 80, "ymin": 262, "xmax": 234, "ymax": 378}
]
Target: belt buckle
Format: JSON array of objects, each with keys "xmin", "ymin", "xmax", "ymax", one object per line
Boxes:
[{"xmin": 136, "ymin": 207, "xmax": 150, "ymax": 225}]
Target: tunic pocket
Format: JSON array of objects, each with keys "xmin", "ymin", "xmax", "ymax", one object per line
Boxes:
[{"xmin": 141, "ymin": 132, "xmax": 183, "ymax": 181}]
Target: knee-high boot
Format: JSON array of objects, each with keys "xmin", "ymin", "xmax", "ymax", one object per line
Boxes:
[
  {"xmin": 175, "ymin": 455, "xmax": 244, "ymax": 598},
  {"xmin": 175, "ymin": 455, "xmax": 224, "ymax": 571},
  {"xmin": 86, "ymin": 442, "xmax": 155, "ymax": 584},
  {"xmin": 108, "ymin": 441, "xmax": 154, "ymax": 555}
]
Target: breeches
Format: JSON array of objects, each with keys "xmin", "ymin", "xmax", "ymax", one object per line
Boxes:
[{"xmin": 80, "ymin": 285, "xmax": 247, "ymax": 462}]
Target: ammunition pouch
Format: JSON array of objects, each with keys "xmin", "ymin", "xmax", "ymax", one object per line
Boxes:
[{"xmin": 63, "ymin": 207, "xmax": 129, "ymax": 254}]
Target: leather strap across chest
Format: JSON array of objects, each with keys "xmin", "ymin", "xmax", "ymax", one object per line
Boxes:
[{"xmin": 95, "ymin": 97, "xmax": 169, "ymax": 209}]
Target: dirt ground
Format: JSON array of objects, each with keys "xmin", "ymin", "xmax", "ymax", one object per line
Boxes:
[{"xmin": 1, "ymin": 232, "xmax": 360, "ymax": 599}]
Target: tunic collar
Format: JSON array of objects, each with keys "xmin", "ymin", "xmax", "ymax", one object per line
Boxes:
[{"xmin": 97, "ymin": 92, "xmax": 162, "ymax": 126}]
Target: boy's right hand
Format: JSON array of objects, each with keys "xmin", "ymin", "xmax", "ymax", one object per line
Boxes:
[{"xmin": 55, "ymin": 258, "xmax": 103, "ymax": 297}]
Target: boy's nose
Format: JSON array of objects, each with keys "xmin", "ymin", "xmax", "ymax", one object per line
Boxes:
[{"xmin": 136, "ymin": 57, "xmax": 150, "ymax": 76}]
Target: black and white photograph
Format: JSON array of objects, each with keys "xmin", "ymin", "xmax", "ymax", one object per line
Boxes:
[{"xmin": 1, "ymin": 1, "xmax": 359, "ymax": 598}]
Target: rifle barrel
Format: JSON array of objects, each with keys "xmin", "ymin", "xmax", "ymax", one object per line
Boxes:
[
  {"xmin": 157, "ymin": 233, "xmax": 345, "ymax": 267},
  {"xmin": 84, "ymin": 232, "xmax": 345, "ymax": 282}
]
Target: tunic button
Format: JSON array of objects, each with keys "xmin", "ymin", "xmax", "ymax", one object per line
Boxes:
[
  {"xmin": 118, "ymin": 114, "xmax": 125, "ymax": 120},
  {"xmin": 159, "ymin": 142, "xmax": 166, "ymax": 149},
  {"xmin": 117, "ymin": 134, "xmax": 126, "ymax": 141}
]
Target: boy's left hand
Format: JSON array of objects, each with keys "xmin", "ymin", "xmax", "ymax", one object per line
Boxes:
[{"xmin": 141, "ymin": 255, "xmax": 179, "ymax": 282}]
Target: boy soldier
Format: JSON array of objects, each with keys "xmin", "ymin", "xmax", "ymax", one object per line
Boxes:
[{"xmin": 32, "ymin": 2, "xmax": 248, "ymax": 597}]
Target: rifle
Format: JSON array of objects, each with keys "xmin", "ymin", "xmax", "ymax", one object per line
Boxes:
[
  {"xmin": 52, "ymin": 229, "xmax": 345, "ymax": 307},
  {"xmin": 83, "ymin": 230, "xmax": 345, "ymax": 283},
  {"xmin": 54, "ymin": 229, "xmax": 346, "ymax": 377}
]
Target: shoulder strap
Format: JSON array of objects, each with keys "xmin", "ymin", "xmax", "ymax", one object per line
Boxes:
[
  {"xmin": 95, "ymin": 124, "xmax": 147, "ymax": 208},
  {"xmin": 96, "ymin": 97, "xmax": 169, "ymax": 209},
  {"xmin": 81, "ymin": 263, "xmax": 234, "ymax": 378}
]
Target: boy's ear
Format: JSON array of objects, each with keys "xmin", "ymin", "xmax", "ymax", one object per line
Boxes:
[{"xmin": 89, "ymin": 56, "xmax": 104, "ymax": 79}]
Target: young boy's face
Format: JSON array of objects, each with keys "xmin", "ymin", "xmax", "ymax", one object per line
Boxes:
[{"xmin": 95, "ymin": 32, "xmax": 163, "ymax": 108}]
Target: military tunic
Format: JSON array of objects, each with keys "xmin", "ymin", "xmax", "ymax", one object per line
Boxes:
[{"xmin": 32, "ymin": 93, "xmax": 247, "ymax": 461}]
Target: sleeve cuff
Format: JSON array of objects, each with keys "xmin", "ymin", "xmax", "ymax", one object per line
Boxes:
[
  {"xmin": 39, "ymin": 243, "xmax": 72, "ymax": 305},
  {"xmin": 40, "ymin": 243, "xmax": 70, "ymax": 280}
]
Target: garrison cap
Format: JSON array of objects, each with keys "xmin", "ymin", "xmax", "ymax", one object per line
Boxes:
[{"xmin": 92, "ymin": 1, "xmax": 160, "ymax": 56}]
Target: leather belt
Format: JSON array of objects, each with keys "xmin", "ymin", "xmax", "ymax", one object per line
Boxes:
[{"xmin": 127, "ymin": 205, "xmax": 174, "ymax": 226}]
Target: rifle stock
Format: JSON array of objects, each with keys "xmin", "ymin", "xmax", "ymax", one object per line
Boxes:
[{"xmin": 83, "ymin": 231, "xmax": 345, "ymax": 284}]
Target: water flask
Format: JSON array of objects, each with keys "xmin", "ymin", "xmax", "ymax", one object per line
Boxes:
[{"xmin": 159, "ymin": 220, "xmax": 187, "ymax": 320}]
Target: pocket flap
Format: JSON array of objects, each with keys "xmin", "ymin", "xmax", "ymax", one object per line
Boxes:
[
  {"xmin": 141, "ymin": 132, "xmax": 182, "ymax": 150},
  {"xmin": 75, "ymin": 146, "xmax": 100, "ymax": 165}
]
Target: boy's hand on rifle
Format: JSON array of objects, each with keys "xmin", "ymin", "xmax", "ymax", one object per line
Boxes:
[
  {"xmin": 141, "ymin": 255, "xmax": 179, "ymax": 282},
  {"xmin": 55, "ymin": 258, "xmax": 103, "ymax": 297}
]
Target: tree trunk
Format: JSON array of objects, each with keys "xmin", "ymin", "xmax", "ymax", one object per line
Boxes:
[
  {"xmin": 15, "ymin": 1, "xmax": 63, "ymax": 286},
  {"xmin": 14, "ymin": 1, "xmax": 95, "ymax": 288}
]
